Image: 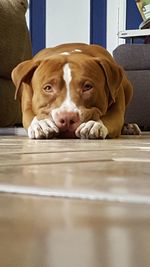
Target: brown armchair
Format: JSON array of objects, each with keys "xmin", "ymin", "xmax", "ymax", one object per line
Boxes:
[{"xmin": 0, "ymin": 0, "xmax": 32, "ymax": 127}]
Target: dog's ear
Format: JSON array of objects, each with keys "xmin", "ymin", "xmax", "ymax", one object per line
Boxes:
[
  {"xmin": 11, "ymin": 59, "xmax": 40, "ymax": 99},
  {"xmin": 96, "ymin": 58, "xmax": 123, "ymax": 103}
]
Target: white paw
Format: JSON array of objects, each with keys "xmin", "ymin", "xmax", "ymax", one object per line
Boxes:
[
  {"xmin": 28, "ymin": 117, "xmax": 59, "ymax": 139},
  {"xmin": 75, "ymin": 120, "xmax": 108, "ymax": 139}
]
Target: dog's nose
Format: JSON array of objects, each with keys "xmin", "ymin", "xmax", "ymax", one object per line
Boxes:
[{"xmin": 56, "ymin": 111, "xmax": 80, "ymax": 130}]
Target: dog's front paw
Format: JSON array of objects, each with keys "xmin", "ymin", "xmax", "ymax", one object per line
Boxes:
[
  {"xmin": 75, "ymin": 120, "xmax": 108, "ymax": 139},
  {"xmin": 28, "ymin": 117, "xmax": 59, "ymax": 139}
]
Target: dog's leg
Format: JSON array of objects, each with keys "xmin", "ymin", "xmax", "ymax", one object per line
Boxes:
[
  {"xmin": 100, "ymin": 89, "xmax": 126, "ymax": 138},
  {"xmin": 21, "ymin": 85, "xmax": 59, "ymax": 139}
]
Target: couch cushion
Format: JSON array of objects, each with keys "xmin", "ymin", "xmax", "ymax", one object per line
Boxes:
[
  {"xmin": 0, "ymin": 0, "xmax": 32, "ymax": 79},
  {"xmin": 113, "ymin": 44, "xmax": 150, "ymax": 70},
  {"xmin": 0, "ymin": 78, "xmax": 21, "ymax": 127},
  {"xmin": 0, "ymin": 0, "xmax": 32, "ymax": 126},
  {"xmin": 125, "ymin": 70, "xmax": 150, "ymax": 130}
]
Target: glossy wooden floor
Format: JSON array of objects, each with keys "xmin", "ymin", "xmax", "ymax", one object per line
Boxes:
[{"xmin": 0, "ymin": 130, "xmax": 150, "ymax": 267}]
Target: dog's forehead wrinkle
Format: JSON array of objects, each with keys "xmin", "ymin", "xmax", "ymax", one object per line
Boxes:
[{"xmin": 33, "ymin": 58, "xmax": 68, "ymax": 83}]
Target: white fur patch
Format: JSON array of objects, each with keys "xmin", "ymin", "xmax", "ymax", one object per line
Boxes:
[
  {"xmin": 63, "ymin": 63, "xmax": 72, "ymax": 87},
  {"xmin": 28, "ymin": 117, "xmax": 59, "ymax": 139},
  {"xmin": 61, "ymin": 64, "xmax": 79, "ymax": 111},
  {"xmin": 73, "ymin": 49, "xmax": 82, "ymax": 53},
  {"xmin": 63, "ymin": 63, "xmax": 72, "ymax": 91},
  {"xmin": 60, "ymin": 52, "xmax": 70, "ymax": 56},
  {"xmin": 75, "ymin": 120, "xmax": 108, "ymax": 139},
  {"xmin": 60, "ymin": 49, "xmax": 82, "ymax": 56},
  {"xmin": 51, "ymin": 64, "xmax": 79, "ymax": 121}
]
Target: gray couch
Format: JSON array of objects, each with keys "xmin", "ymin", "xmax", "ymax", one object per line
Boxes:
[{"xmin": 113, "ymin": 44, "xmax": 150, "ymax": 131}]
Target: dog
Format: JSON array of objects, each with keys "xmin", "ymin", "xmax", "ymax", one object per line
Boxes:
[{"xmin": 11, "ymin": 43, "xmax": 138, "ymax": 139}]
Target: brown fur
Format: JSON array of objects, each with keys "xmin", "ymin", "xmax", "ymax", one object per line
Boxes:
[{"xmin": 11, "ymin": 43, "xmax": 133, "ymax": 139}]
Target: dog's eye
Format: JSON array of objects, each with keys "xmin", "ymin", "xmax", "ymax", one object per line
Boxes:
[
  {"xmin": 83, "ymin": 82, "xmax": 93, "ymax": 92},
  {"xmin": 43, "ymin": 84, "xmax": 53, "ymax": 93}
]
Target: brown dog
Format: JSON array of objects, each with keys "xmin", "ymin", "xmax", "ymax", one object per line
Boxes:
[{"xmin": 11, "ymin": 43, "xmax": 134, "ymax": 139}]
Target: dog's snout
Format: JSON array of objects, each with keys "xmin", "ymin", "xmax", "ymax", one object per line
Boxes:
[{"xmin": 55, "ymin": 111, "xmax": 80, "ymax": 130}]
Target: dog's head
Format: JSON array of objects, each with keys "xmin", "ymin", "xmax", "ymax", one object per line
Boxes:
[{"xmin": 12, "ymin": 46, "xmax": 123, "ymax": 138}]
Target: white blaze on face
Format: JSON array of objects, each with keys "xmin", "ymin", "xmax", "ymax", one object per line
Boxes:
[
  {"xmin": 60, "ymin": 63, "xmax": 78, "ymax": 111},
  {"xmin": 63, "ymin": 63, "xmax": 72, "ymax": 100},
  {"xmin": 51, "ymin": 63, "xmax": 79, "ymax": 122}
]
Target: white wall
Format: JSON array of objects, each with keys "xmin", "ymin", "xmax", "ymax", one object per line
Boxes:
[
  {"xmin": 46, "ymin": 0, "xmax": 90, "ymax": 48},
  {"xmin": 46, "ymin": 0, "xmax": 126, "ymax": 52},
  {"xmin": 27, "ymin": 0, "xmax": 126, "ymax": 53},
  {"xmin": 107, "ymin": 0, "xmax": 126, "ymax": 54}
]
